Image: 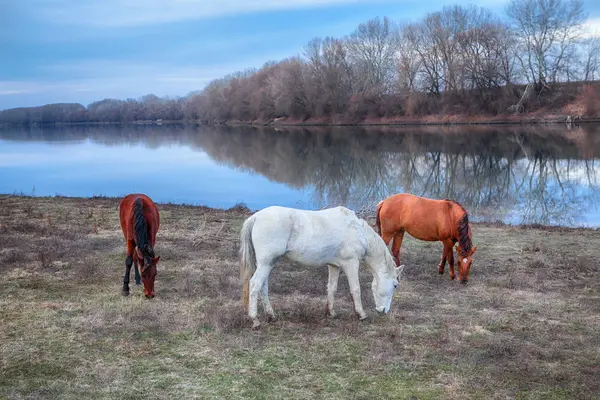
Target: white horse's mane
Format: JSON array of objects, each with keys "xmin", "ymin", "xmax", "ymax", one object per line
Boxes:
[{"xmin": 359, "ymin": 219, "xmax": 396, "ymax": 275}]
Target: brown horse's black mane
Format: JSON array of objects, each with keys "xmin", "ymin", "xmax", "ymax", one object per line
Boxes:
[
  {"xmin": 445, "ymin": 199, "xmax": 472, "ymax": 255},
  {"xmin": 133, "ymin": 197, "xmax": 154, "ymax": 257}
]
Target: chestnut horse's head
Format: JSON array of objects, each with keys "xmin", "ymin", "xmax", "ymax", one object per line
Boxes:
[
  {"xmin": 454, "ymin": 210, "xmax": 477, "ymax": 284},
  {"xmin": 136, "ymin": 246, "xmax": 160, "ymax": 298},
  {"xmin": 455, "ymin": 244, "xmax": 477, "ymax": 284}
]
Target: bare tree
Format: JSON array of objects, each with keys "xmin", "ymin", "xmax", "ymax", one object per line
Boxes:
[
  {"xmin": 506, "ymin": 0, "xmax": 587, "ymax": 90},
  {"xmin": 304, "ymin": 37, "xmax": 354, "ymax": 115},
  {"xmin": 581, "ymin": 35, "xmax": 600, "ymax": 81},
  {"xmin": 266, "ymin": 57, "xmax": 311, "ymax": 119},
  {"xmin": 454, "ymin": 7, "xmax": 515, "ymax": 91},
  {"xmin": 395, "ymin": 24, "xmax": 422, "ymax": 92},
  {"xmin": 402, "ymin": 21, "xmax": 444, "ymax": 95},
  {"xmin": 345, "ymin": 17, "xmax": 399, "ymax": 95}
]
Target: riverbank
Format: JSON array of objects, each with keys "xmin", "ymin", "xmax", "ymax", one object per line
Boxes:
[
  {"xmin": 224, "ymin": 112, "xmax": 600, "ymax": 127},
  {"xmin": 0, "ymin": 195, "xmax": 598, "ymax": 399},
  {"xmin": 3, "ymin": 96, "xmax": 600, "ymax": 129},
  {"xmin": 3, "ymin": 113, "xmax": 600, "ymax": 129}
]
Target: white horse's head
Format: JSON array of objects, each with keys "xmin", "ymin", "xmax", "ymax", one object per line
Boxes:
[
  {"xmin": 371, "ymin": 257, "xmax": 404, "ymax": 314},
  {"xmin": 361, "ymin": 219, "xmax": 404, "ymax": 314}
]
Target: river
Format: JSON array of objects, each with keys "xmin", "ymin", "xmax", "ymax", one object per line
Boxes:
[{"xmin": 1, "ymin": 123, "xmax": 600, "ymax": 227}]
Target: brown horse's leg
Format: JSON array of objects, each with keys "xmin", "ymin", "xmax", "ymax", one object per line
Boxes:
[
  {"xmin": 122, "ymin": 240, "xmax": 135, "ymax": 296},
  {"xmin": 133, "ymin": 252, "xmax": 141, "ymax": 286},
  {"xmin": 391, "ymin": 231, "xmax": 405, "ymax": 267},
  {"xmin": 444, "ymin": 239, "xmax": 457, "ymax": 280},
  {"xmin": 438, "ymin": 243, "xmax": 448, "ymax": 275},
  {"xmin": 380, "ymin": 229, "xmax": 394, "ymax": 247}
]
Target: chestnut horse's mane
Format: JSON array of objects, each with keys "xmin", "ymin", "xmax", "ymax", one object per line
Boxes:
[
  {"xmin": 133, "ymin": 197, "xmax": 154, "ymax": 257},
  {"xmin": 444, "ymin": 199, "xmax": 472, "ymax": 255}
]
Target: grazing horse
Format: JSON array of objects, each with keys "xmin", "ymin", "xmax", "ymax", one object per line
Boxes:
[
  {"xmin": 239, "ymin": 205, "xmax": 404, "ymax": 329},
  {"xmin": 119, "ymin": 194, "xmax": 160, "ymax": 298},
  {"xmin": 376, "ymin": 193, "xmax": 477, "ymax": 284}
]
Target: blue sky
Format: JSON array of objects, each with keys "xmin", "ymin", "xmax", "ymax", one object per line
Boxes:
[{"xmin": 1, "ymin": 0, "xmax": 599, "ymax": 110}]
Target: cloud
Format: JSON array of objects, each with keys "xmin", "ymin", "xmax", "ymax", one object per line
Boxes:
[
  {"xmin": 0, "ymin": 72, "xmax": 211, "ymax": 104},
  {"xmin": 583, "ymin": 18, "xmax": 600, "ymax": 38},
  {"xmin": 32, "ymin": 0, "xmax": 377, "ymax": 27}
]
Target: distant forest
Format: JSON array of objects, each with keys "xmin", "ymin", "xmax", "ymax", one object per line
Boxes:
[{"xmin": 2, "ymin": 0, "xmax": 600, "ymax": 126}]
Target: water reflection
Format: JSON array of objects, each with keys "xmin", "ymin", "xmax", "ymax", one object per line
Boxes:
[{"xmin": 2, "ymin": 123, "xmax": 600, "ymax": 226}]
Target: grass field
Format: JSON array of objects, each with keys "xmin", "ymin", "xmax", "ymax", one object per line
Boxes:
[{"xmin": 0, "ymin": 195, "xmax": 598, "ymax": 399}]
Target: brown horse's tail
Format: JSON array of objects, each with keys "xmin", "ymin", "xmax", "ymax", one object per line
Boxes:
[
  {"xmin": 132, "ymin": 197, "xmax": 152, "ymax": 256},
  {"xmin": 375, "ymin": 200, "xmax": 384, "ymax": 236},
  {"xmin": 239, "ymin": 214, "xmax": 257, "ymax": 308}
]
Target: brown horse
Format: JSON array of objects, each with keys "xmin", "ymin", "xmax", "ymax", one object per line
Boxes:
[
  {"xmin": 119, "ymin": 194, "xmax": 160, "ymax": 298},
  {"xmin": 375, "ymin": 193, "xmax": 477, "ymax": 284}
]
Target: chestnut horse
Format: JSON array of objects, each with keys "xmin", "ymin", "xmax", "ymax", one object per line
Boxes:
[
  {"xmin": 376, "ymin": 193, "xmax": 477, "ymax": 284},
  {"xmin": 119, "ymin": 194, "xmax": 160, "ymax": 298}
]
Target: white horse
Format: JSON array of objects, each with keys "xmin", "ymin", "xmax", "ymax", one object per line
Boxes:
[{"xmin": 239, "ymin": 205, "xmax": 404, "ymax": 328}]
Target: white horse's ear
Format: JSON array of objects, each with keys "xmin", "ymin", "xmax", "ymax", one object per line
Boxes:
[{"xmin": 395, "ymin": 264, "xmax": 405, "ymax": 276}]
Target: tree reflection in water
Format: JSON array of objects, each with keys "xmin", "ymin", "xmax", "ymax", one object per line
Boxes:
[
  {"xmin": 191, "ymin": 124, "xmax": 600, "ymax": 226},
  {"xmin": 3, "ymin": 123, "xmax": 600, "ymax": 226}
]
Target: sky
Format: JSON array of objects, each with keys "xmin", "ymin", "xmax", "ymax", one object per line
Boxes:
[{"xmin": 1, "ymin": 0, "xmax": 599, "ymax": 110}]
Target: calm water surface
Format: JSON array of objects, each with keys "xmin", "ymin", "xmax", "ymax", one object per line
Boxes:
[{"xmin": 2, "ymin": 123, "xmax": 600, "ymax": 227}]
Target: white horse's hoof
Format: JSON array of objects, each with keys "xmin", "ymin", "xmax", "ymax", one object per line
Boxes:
[
  {"xmin": 358, "ymin": 313, "xmax": 368, "ymax": 321},
  {"xmin": 267, "ymin": 313, "xmax": 277, "ymax": 322},
  {"xmin": 251, "ymin": 320, "xmax": 261, "ymax": 330}
]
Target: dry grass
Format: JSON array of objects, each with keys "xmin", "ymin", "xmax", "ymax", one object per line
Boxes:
[{"xmin": 0, "ymin": 195, "xmax": 599, "ymax": 399}]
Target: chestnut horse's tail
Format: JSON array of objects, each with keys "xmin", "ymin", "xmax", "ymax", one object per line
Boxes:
[
  {"xmin": 239, "ymin": 214, "xmax": 257, "ymax": 307},
  {"xmin": 375, "ymin": 200, "xmax": 384, "ymax": 236}
]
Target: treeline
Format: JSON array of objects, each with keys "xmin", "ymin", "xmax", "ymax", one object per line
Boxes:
[
  {"xmin": 2, "ymin": 0, "xmax": 600, "ymax": 126},
  {"xmin": 0, "ymin": 95, "xmax": 190, "ymax": 125},
  {"xmin": 191, "ymin": 0, "xmax": 600, "ymax": 123}
]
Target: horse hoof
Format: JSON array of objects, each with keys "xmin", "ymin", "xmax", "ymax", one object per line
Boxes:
[
  {"xmin": 251, "ymin": 321, "xmax": 261, "ymax": 330},
  {"xmin": 267, "ymin": 314, "xmax": 277, "ymax": 323},
  {"xmin": 461, "ymin": 280, "xmax": 468, "ymax": 285},
  {"xmin": 358, "ymin": 314, "xmax": 368, "ymax": 321},
  {"xmin": 122, "ymin": 289, "xmax": 130, "ymax": 296}
]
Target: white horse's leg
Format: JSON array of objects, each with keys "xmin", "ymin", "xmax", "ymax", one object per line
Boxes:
[
  {"xmin": 249, "ymin": 264, "xmax": 271, "ymax": 329},
  {"xmin": 343, "ymin": 261, "xmax": 367, "ymax": 320},
  {"xmin": 327, "ymin": 264, "xmax": 341, "ymax": 317},
  {"xmin": 261, "ymin": 277, "xmax": 276, "ymax": 322}
]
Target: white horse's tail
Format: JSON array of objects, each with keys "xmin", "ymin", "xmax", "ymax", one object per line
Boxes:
[{"xmin": 240, "ymin": 214, "xmax": 257, "ymax": 307}]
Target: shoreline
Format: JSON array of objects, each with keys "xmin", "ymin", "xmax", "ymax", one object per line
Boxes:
[
  {"xmin": 2, "ymin": 114, "xmax": 600, "ymax": 129},
  {"xmin": 2, "ymin": 193, "xmax": 597, "ymax": 232}
]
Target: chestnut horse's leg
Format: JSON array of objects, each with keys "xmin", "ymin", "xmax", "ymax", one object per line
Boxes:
[
  {"xmin": 391, "ymin": 231, "xmax": 405, "ymax": 267},
  {"xmin": 444, "ymin": 239, "xmax": 457, "ymax": 280},
  {"xmin": 122, "ymin": 240, "xmax": 136, "ymax": 296},
  {"xmin": 439, "ymin": 242, "xmax": 449, "ymax": 275},
  {"xmin": 133, "ymin": 255, "xmax": 141, "ymax": 286}
]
